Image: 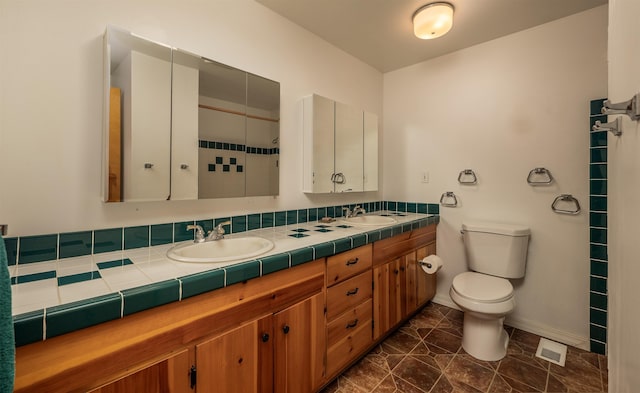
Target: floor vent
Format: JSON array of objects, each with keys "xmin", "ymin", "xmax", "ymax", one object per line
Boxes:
[{"xmin": 535, "ymin": 338, "xmax": 567, "ymax": 367}]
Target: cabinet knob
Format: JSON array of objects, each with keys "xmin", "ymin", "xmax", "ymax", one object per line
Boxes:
[
  {"xmin": 144, "ymin": 163, "xmax": 154, "ymax": 169},
  {"xmin": 180, "ymin": 164, "xmax": 189, "ymax": 170},
  {"xmin": 282, "ymin": 325, "xmax": 290, "ymax": 334},
  {"xmin": 261, "ymin": 333, "xmax": 270, "ymax": 342},
  {"xmin": 394, "ymin": 269, "xmax": 399, "ymax": 275}
]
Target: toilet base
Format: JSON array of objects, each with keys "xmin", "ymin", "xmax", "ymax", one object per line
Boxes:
[{"xmin": 461, "ymin": 312, "xmax": 509, "ymax": 361}]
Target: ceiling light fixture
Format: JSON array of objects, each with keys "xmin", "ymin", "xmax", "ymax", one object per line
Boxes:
[{"xmin": 413, "ymin": 2, "xmax": 454, "ymax": 40}]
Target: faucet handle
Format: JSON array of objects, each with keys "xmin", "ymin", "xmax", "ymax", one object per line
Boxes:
[
  {"xmin": 216, "ymin": 220, "xmax": 231, "ymax": 231},
  {"xmin": 186, "ymin": 224, "xmax": 205, "ymax": 243},
  {"xmin": 342, "ymin": 207, "xmax": 352, "ymax": 217}
]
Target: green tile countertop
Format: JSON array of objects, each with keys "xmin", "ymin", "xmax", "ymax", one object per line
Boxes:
[{"xmin": 11, "ymin": 212, "xmax": 438, "ymax": 346}]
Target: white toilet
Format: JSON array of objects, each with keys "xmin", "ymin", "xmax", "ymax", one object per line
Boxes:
[{"xmin": 450, "ymin": 221, "xmax": 530, "ymax": 361}]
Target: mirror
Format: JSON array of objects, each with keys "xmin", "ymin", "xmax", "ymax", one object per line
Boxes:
[{"xmin": 104, "ymin": 26, "xmax": 280, "ymax": 202}]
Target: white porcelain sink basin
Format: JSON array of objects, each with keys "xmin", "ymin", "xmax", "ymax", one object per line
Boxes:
[
  {"xmin": 167, "ymin": 237, "xmax": 274, "ymax": 263},
  {"xmin": 340, "ymin": 215, "xmax": 397, "ymax": 226}
]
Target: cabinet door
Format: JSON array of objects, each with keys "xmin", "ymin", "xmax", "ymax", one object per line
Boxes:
[
  {"xmin": 416, "ymin": 243, "xmax": 437, "ymax": 306},
  {"xmin": 334, "ymin": 101, "xmax": 363, "ymax": 192},
  {"xmin": 88, "ymin": 349, "xmax": 190, "ymax": 393},
  {"xmin": 195, "ymin": 317, "xmax": 272, "ymax": 393},
  {"xmin": 363, "ymin": 111, "xmax": 378, "ymax": 191},
  {"xmin": 273, "ymin": 293, "xmax": 325, "ymax": 393},
  {"xmin": 402, "ymin": 252, "xmax": 418, "ymax": 316},
  {"xmin": 302, "ymin": 94, "xmax": 335, "ymax": 193},
  {"xmin": 373, "ymin": 259, "xmax": 403, "ymax": 340}
]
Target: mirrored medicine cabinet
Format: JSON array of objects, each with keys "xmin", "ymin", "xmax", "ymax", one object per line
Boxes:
[{"xmin": 103, "ymin": 26, "xmax": 280, "ymax": 203}]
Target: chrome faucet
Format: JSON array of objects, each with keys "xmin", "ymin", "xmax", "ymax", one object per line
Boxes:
[
  {"xmin": 343, "ymin": 205, "xmax": 366, "ymax": 218},
  {"xmin": 208, "ymin": 221, "xmax": 231, "ymax": 241},
  {"xmin": 186, "ymin": 224, "xmax": 206, "ymax": 243}
]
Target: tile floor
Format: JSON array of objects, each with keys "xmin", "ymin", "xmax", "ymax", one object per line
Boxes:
[{"xmin": 322, "ymin": 303, "xmax": 608, "ymax": 393}]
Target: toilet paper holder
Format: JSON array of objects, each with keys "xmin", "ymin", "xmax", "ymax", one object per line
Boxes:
[{"xmin": 419, "ymin": 261, "xmax": 434, "ymax": 269}]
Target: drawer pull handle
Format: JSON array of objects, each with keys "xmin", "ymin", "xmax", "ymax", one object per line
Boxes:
[
  {"xmin": 346, "ymin": 319, "xmax": 359, "ymax": 329},
  {"xmin": 346, "ymin": 257, "xmax": 359, "ymax": 266},
  {"xmin": 346, "ymin": 288, "xmax": 359, "ymax": 296}
]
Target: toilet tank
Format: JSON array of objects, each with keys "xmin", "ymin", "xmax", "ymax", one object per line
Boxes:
[{"xmin": 462, "ymin": 221, "xmax": 530, "ymax": 279}]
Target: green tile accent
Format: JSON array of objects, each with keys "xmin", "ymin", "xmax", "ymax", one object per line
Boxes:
[
  {"xmin": 590, "ymin": 340, "xmax": 606, "ymax": 355},
  {"xmin": 46, "ymin": 294, "xmax": 121, "ymax": 339},
  {"xmin": 308, "ymin": 208, "xmax": 318, "ymax": 222},
  {"xmin": 174, "ymin": 221, "xmax": 195, "ymax": 242},
  {"xmin": 590, "ymin": 212, "xmax": 607, "ymax": 228},
  {"xmin": 590, "ymin": 308, "xmax": 607, "ymax": 327},
  {"xmin": 19, "ymin": 234, "xmax": 57, "ymax": 264},
  {"xmin": 380, "ymin": 228, "xmax": 393, "ymax": 240},
  {"xmin": 387, "ymin": 201, "xmax": 397, "ymax": 211},
  {"xmin": 590, "ymin": 99, "xmax": 606, "ymax": 116},
  {"xmin": 314, "ymin": 242, "xmax": 334, "ymax": 259},
  {"xmin": 590, "ymin": 228, "xmax": 607, "ymax": 244},
  {"xmin": 590, "ymin": 131, "xmax": 608, "ymax": 147},
  {"xmin": 590, "ymin": 276, "xmax": 607, "ymax": 294},
  {"xmin": 407, "ymin": 203, "xmax": 417, "ymax": 213},
  {"xmin": 3, "ymin": 237, "xmax": 17, "ymax": 266},
  {"xmin": 151, "ymin": 223, "xmax": 173, "ymax": 246},
  {"xmin": 59, "ymin": 231, "xmax": 92, "ymax": 259},
  {"xmin": 590, "ymin": 244, "xmax": 607, "ymax": 261},
  {"xmin": 589, "ymin": 115, "xmax": 608, "ymax": 131},
  {"xmin": 317, "ymin": 207, "xmax": 327, "ymax": 219},
  {"xmin": 367, "ymin": 231, "xmax": 381, "ymax": 243},
  {"xmin": 97, "ymin": 258, "xmax": 133, "ymax": 270},
  {"xmin": 297, "ymin": 209, "xmax": 308, "ymax": 223},
  {"xmin": 325, "ymin": 206, "xmax": 335, "ymax": 218},
  {"xmin": 375, "ymin": 201, "xmax": 382, "ymax": 211},
  {"xmin": 402, "ymin": 223, "xmax": 413, "ymax": 233},
  {"xmin": 13, "ymin": 310, "xmax": 44, "ymax": 346},
  {"xmin": 590, "ymin": 292, "xmax": 607, "ymax": 310},
  {"xmin": 351, "ymin": 234, "xmax": 366, "ymax": 248},
  {"xmin": 334, "ymin": 238, "xmax": 351, "ymax": 254},
  {"xmin": 590, "ymin": 148, "xmax": 607, "ymax": 163},
  {"xmin": 232, "ymin": 215, "xmax": 247, "ymax": 233},
  {"xmin": 589, "ymin": 164, "xmax": 607, "ymax": 179},
  {"xmin": 590, "ymin": 260, "xmax": 608, "ymax": 277},
  {"xmin": 261, "ymin": 254, "xmax": 289, "ymax": 275},
  {"xmin": 590, "ymin": 196, "xmax": 607, "ymax": 212},
  {"xmin": 590, "ymin": 180, "xmax": 607, "ymax": 196},
  {"xmin": 391, "ymin": 225, "xmax": 402, "ymax": 237},
  {"xmin": 397, "ymin": 202, "xmax": 407, "ymax": 212},
  {"xmin": 590, "ymin": 324, "xmax": 607, "ymax": 342},
  {"xmin": 124, "ymin": 226, "xmax": 149, "ymax": 250},
  {"xmin": 286, "ymin": 210, "xmax": 297, "ymax": 225},
  {"xmin": 248, "ymin": 214, "xmax": 261, "ymax": 231},
  {"xmin": 122, "ymin": 280, "xmax": 180, "ymax": 316},
  {"xmin": 427, "ymin": 204, "xmax": 440, "ymax": 215},
  {"xmin": 214, "ymin": 217, "xmax": 231, "ymax": 231},
  {"xmin": 417, "ymin": 203, "xmax": 428, "ymax": 214},
  {"xmin": 275, "ymin": 211, "xmax": 286, "ymax": 227},
  {"xmin": 179, "ymin": 269, "xmax": 225, "ymax": 299},
  {"xmin": 94, "ymin": 228, "xmax": 123, "ymax": 254},
  {"xmin": 225, "ymin": 261, "xmax": 260, "ymax": 286},
  {"xmin": 58, "ymin": 271, "xmax": 102, "ymax": 286},
  {"xmin": 261, "ymin": 212, "xmax": 274, "ymax": 228},
  {"xmin": 11, "ymin": 271, "xmax": 56, "ymax": 285},
  {"xmin": 290, "ymin": 248, "xmax": 314, "ymax": 266},
  {"xmin": 412, "ymin": 222, "xmax": 421, "ymax": 230}
]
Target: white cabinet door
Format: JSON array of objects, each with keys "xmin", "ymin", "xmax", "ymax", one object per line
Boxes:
[
  {"xmin": 335, "ymin": 102, "xmax": 363, "ymax": 193},
  {"xmin": 303, "ymin": 94, "xmax": 335, "ymax": 193},
  {"xmin": 363, "ymin": 111, "xmax": 378, "ymax": 192}
]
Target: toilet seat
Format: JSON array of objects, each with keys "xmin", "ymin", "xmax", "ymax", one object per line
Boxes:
[
  {"xmin": 450, "ymin": 272, "xmax": 515, "ymax": 316},
  {"xmin": 452, "ymin": 272, "xmax": 513, "ymax": 303}
]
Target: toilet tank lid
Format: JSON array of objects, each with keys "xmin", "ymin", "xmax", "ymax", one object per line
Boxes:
[{"xmin": 462, "ymin": 221, "xmax": 530, "ymax": 236}]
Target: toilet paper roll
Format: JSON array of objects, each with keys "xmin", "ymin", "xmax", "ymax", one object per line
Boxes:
[{"xmin": 420, "ymin": 255, "xmax": 443, "ymax": 274}]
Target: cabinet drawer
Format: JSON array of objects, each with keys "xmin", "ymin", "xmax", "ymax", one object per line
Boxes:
[
  {"xmin": 327, "ymin": 298, "xmax": 372, "ymax": 347},
  {"xmin": 326, "ymin": 271, "xmax": 372, "ymax": 320},
  {"xmin": 326, "ymin": 245, "xmax": 372, "ymax": 286},
  {"xmin": 326, "ymin": 317, "xmax": 372, "ymax": 378}
]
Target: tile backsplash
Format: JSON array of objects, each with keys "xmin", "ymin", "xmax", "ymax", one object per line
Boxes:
[{"xmin": 4, "ymin": 200, "xmax": 439, "ymax": 267}]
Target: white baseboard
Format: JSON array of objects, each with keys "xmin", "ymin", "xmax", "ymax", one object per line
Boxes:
[{"xmin": 431, "ymin": 296, "xmax": 590, "ymax": 351}]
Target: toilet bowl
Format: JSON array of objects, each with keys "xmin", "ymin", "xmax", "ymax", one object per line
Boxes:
[{"xmin": 450, "ymin": 271, "xmax": 516, "ymax": 361}]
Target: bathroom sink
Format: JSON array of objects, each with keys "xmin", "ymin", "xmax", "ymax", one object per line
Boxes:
[
  {"xmin": 340, "ymin": 215, "xmax": 397, "ymax": 226},
  {"xmin": 167, "ymin": 237, "xmax": 274, "ymax": 263}
]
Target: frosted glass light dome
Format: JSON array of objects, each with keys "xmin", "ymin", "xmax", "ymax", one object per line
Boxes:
[{"xmin": 413, "ymin": 2, "xmax": 454, "ymax": 39}]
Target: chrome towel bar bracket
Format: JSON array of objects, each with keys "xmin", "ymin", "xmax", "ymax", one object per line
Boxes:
[
  {"xmin": 527, "ymin": 167, "xmax": 554, "ymax": 185},
  {"xmin": 601, "ymin": 93, "xmax": 640, "ymax": 121},
  {"xmin": 592, "ymin": 117, "xmax": 622, "ymax": 136},
  {"xmin": 551, "ymin": 194, "xmax": 581, "ymax": 215}
]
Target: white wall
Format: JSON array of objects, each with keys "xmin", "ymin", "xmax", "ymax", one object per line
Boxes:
[
  {"xmin": 0, "ymin": 0, "xmax": 382, "ymax": 236},
  {"xmin": 607, "ymin": 0, "xmax": 640, "ymax": 390},
  {"xmin": 383, "ymin": 6, "xmax": 607, "ymax": 347}
]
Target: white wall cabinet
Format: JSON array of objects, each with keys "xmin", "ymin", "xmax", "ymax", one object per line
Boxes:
[{"xmin": 302, "ymin": 94, "xmax": 378, "ymax": 193}]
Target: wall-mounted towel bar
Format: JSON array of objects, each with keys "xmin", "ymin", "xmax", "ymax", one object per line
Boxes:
[
  {"xmin": 440, "ymin": 191, "xmax": 458, "ymax": 207},
  {"xmin": 601, "ymin": 93, "xmax": 640, "ymax": 121},
  {"xmin": 527, "ymin": 167, "xmax": 554, "ymax": 185},
  {"xmin": 592, "ymin": 117, "xmax": 622, "ymax": 136},
  {"xmin": 458, "ymin": 169, "xmax": 477, "ymax": 185},
  {"xmin": 551, "ymin": 194, "xmax": 581, "ymax": 215}
]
